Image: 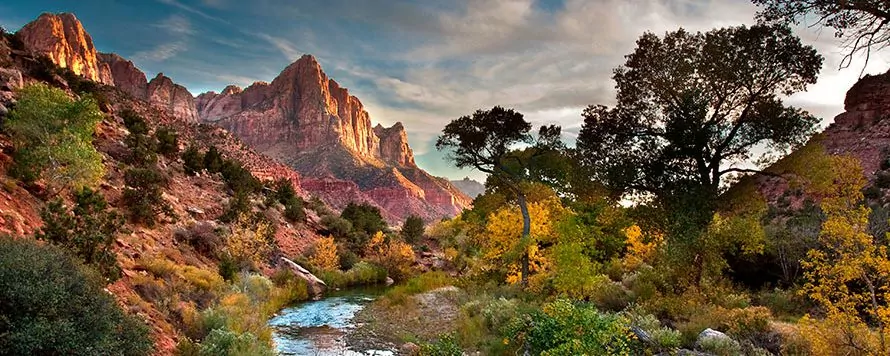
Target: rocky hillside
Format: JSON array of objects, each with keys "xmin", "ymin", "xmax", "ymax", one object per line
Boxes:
[
  {"xmin": 196, "ymin": 55, "xmax": 471, "ymax": 222},
  {"xmin": 15, "ymin": 12, "xmax": 470, "ymax": 223},
  {"xmin": 450, "ymin": 177, "xmax": 485, "ymax": 199}
]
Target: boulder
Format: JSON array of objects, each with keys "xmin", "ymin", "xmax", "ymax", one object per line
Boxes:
[
  {"xmin": 0, "ymin": 68, "xmax": 23, "ymax": 91},
  {"xmin": 695, "ymin": 328, "xmax": 740, "ymax": 353},
  {"xmin": 279, "ymin": 257, "xmax": 327, "ymax": 299}
]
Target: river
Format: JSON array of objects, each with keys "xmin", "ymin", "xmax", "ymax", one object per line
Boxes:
[{"xmin": 268, "ymin": 286, "xmax": 394, "ymax": 356}]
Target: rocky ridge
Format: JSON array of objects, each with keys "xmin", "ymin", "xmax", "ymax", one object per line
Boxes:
[
  {"xmin": 197, "ymin": 55, "xmax": 471, "ymax": 222},
  {"xmin": 17, "ymin": 12, "xmax": 199, "ymax": 123}
]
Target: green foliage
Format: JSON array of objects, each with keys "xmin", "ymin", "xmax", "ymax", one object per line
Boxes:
[
  {"xmin": 342, "ymin": 202, "xmax": 388, "ymax": 236},
  {"xmin": 697, "ymin": 335, "xmax": 742, "ymax": 356},
  {"xmin": 220, "ymin": 160, "xmax": 261, "ymax": 195},
  {"xmin": 194, "ymin": 328, "xmax": 275, "ymax": 356},
  {"xmin": 220, "ymin": 191, "xmax": 251, "ymax": 223},
  {"xmin": 182, "ymin": 145, "xmax": 204, "ymax": 175},
  {"xmin": 122, "ymin": 109, "xmax": 158, "ymax": 167},
  {"xmin": 5, "ymin": 83, "xmax": 104, "ymax": 191},
  {"xmin": 506, "ymin": 299, "xmax": 634, "ymax": 355},
  {"xmin": 266, "ymin": 179, "xmax": 305, "ymax": 223},
  {"xmin": 381, "ymin": 272, "xmax": 454, "ymax": 305},
  {"xmin": 155, "ymin": 126, "xmax": 180, "ymax": 157},
  {"xmin": 321, "ymin": 214, "xmax": 353, "ymax": 238},
  {"xmin": 123, "ymin": 167, "xmax": 174, "ymax": 226},
  {"xmin": 0, "ymin": 237, "xmax": 152, "ymax": 355},
  {"xmin": 420, "ymin": 334, "xmax": 463, "ymax": 356},
  {"xmin": 402, "ymin": 215, "xmax": 425, "ymax": 244},
  {"xmin": 203, "ymin": 146, "xmax": 224, "ymax": 173},
  {"xmin": 315, "ymin": 261, "xmax": 388, "ymax": 288},
  {"xmin": 37, "ymin": 187, "xmax": 125, "ymax": 280}
]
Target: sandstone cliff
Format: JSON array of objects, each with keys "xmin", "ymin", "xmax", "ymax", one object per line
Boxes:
[
  {"xmin": 199, "ymin": 55, "xmax": 471, "ymax": 221},
  {"xmin": 16, "ymin": 13, "xmax": 113, "ymax": 85},
  {"xmin": 17, "ymin": 13, "xmax": 199, "ymax": 123}
]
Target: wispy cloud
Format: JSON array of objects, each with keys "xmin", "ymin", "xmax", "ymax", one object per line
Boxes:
[
  {"xmin": 132, "ymin": 41, "xmax": 188, "ymax": 62},
  {"xmin": 255, "ymin": 33, "xmax": 304, "ymax": 61},
  {"xmin": 154, "ymin": 14, "xmax": 194, "ymax": 35},
  {"xmin": 156, "ymin": 0, "xmax": 228, "ymax": 23}
]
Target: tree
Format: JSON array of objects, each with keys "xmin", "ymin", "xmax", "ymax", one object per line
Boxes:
[
  {"xmin": 308, "ymin": 236, "xmax": 339, "ymax": 271},
  {"xmin": 436, "ymin": 106, "xmax": 564, "ymax": 286},
  {"xmin": 37, "ymin": 188, "xmax": 125, "ymax": 281},
  {"xmin": 341, "ymin": 202, "xmax": 388, "ymax": 250},
  {"xmin": 401, "ymin": 215, "xmax": 425, "ymax": 244},
  {"xmin": 224, "ymin": 213, "xmax": 276, "ymax": 270},
  {"xmin": 800, "ymin": 155, "xmax": 890, "ymax": 354},
  {"xmin": 0, "ymin": 237, "xmax": 152, "ymax": 355},
  {"xmin": 122, "ymin": 109, "xmax": 157, "ymax": 167},
  {"xmin": 576, "ymin": 25, "xmax": 821, "ymax": 284},
  {"xmin": 155, "ymin": 126, "xmax": 179, "ymax": 157},
  {"xmin": 203, "ymin": 146, "xmax": 224, "ymax": 173},
  {"xmin": 122, "ymin": 167, "xmax": 173, "ymax": 226},
  {"xmin": 753, "ymin": 0, "xmax": 890, "ymax": 69},
  {"xmin": 5, "ymin": 83, "xmax": 104, "ymax": 192},
  {"xmin": 182, "ymin": 145, "xmax": 204, "ymax": 175}
]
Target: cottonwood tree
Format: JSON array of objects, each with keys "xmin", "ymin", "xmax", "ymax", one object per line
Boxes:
[
  {"xmin": 437, "ymin": 106, "xmax": 564, "ymax": 286},
  {"xmin": 576, "ymin": 24, "xmax": 822, "ymax": 285},
  {"xmin": 753, "ymin": 0, "xmax": 890, "ymax": 69}
]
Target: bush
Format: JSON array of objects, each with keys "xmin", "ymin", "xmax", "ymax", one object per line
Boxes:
[
  {"xmin": 123, "ymin": 167, "xmax": 174, "ymax": 226},
  {"xmin": 341, "ymin": 202, "xmax": 388, "ymax": 236},
  {"xmin": 308, "ymin": 236, "xmax": 340, "ymax": 271},
  {"xmin": 5, "ymin": 83, "xmax": 104, "ymax": 191},
  {"xmin": 203, "ymin": 146, "xmax": 224, "ymax": 173},
  {"xmin": 220, "ymin": 160, "xmax": 261, "ymax": 195},
  {"xmin": 402, "ymin": 215, "xmax": 425, "ymax": 244},
  {"xmin": 175, "ymin": 222, "xmax": 223, "ymax": 257},
  {"xmin": 122, "ymin": 109, "xmax": 158, "ymax": 167},
  {"xmin": 365, "ymin": 231, "xmax": 416, "ymax": 281},
  {"xmin": 420, "ymin": 333, "xmax": 462, "ymax": 356},
  {"xmin": 321, "ymin": 214, "xmax": 353, "ymax": 238},
  {"xmin": 505, "ymin": 299, "xmax": 635, "ymax": 355},
  {"xmin": 37, "ymin": 187, "xmax": 124, "ymax": 280},
  {"xmin": 697, "ymin": 335, "xmax": 742, "ymax": 356},
  {"xmin": 266, "ymin": 179, "xmax": 305, "ymax": 223},
  {"xmin": 195, "ymin": 328, "xmax": 275, "ymax": 356},
  {"xmin": 220, "ymin": 191, "xmax": 251, "ymax": 223},
  {"xmin": 382, "ymin": 272, "xmax": 454, "ymax": 305},
  {"xmin": 0, "ymin": 237, "xmax": 152, "ymax": 355},
  {"xmin": 156, "ymin": 126, "xmax": 180, "ymax": 157},
  {"xmin": 182, "ymin": 145, "xmax": 204, "ymax": 175}
]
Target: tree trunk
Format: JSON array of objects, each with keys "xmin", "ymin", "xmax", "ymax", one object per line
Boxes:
[{"xmin": 518, "ymin": 193, "xmax": 531, "ymax": 288}]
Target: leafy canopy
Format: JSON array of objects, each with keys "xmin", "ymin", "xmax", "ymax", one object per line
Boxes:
[
  {"xmin": 577, "ymin": 24, "xmax": 821, "ymax": 205},
  {"xmin": 0, "ymin": 237, "xmax": 152, "ymax": 355},
  {"xmin": 5, "ymin": 83, "xmax": 104, "ymax": 191}
]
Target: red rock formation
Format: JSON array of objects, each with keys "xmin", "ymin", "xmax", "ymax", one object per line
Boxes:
[
  {"xmin": 199, "ymin": 55, "xmax": 471, "ymax": 221},
  {"xmin": 17, "ymin": 13, "xmax": 113, "ymax": 85},
  {"xmin": 818, "ymin": 71, "xmax": 890, "ymax": 176},
  {"xmin": 98, "ymin": 52, "xmax": 147, "ymax": 99},
  {"xmin": 374, "ymin": 123, "xmax": 416, "ymax": 166},
  {"xmin": 147, "ymin": 73, "xmax": 199, "ymax": 123}
]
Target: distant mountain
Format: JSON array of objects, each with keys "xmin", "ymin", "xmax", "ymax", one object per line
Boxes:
[
  {"xmin": 450, "ymin": 177, "xmax": 485, "ymax": 199},
  {"xmin": 194, "ymin": 55, "xmax": 472, "ymax": 222}
]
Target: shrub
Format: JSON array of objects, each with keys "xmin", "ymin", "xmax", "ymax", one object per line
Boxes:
[
  {"xmin": 321, "ymin": 214, "xmax": 353, "ymax": 238},
  {"xmin": 402, "ymin": 215, "xmax": 425, "ymax": 244},
  {"xmin": 266, "ymin": 179, "xmax": 305, "ymax": 222},
  {"xmin": 220, "ymin": 191, "xmax": 251, "ymax": 223},
  {"xmin": 156, "ymin": 126, "xmax": 180, "ymax": 157},
  {"xmin": 174, "ymin": 222, "xmax": 223, "ymax": 257},
  {"xmin": 308, "ymin": 236, "xmax": 340, "ymax": 271},
  {"xmin": 220, "ymin": 160, "xmax": 261, "ymax": 195},
  {"xmin": 122, "ymin": 109, "xmax": 158, "ymax": 166},
  {"xmin": 0, "ymin": 237, "xmax": 152, "ymax": 355},
  {"xmin": 420, "ymin": 333, "xmax": 462, "ymax": 356},
  {"xmin": 223, "ymin": 213, "xmax": 276, "ymax": 270},
  {"xmin": 37, "ymin": 187, "xmax": 124, "ymax": 280},
  {"xmin": 365, "ymin": 231, "xmax": 416, "ymax": 281},
  {"xmin": 182, "ymin": 145, "xmax": 204, "ymax": 175},
  {"xmin": 123, "ymin": 167, "xmax": 174, "ymax": 226},
  {"xmin": 203, "ymin": 146, "xmax": 224, "ymax": 173},
  {"xmin": 505, "ymin": 299, "xmax": 634, "ymax": 355},
  {"xmin": 5, "ymin": 83, "xmax": 104, "ymax": 191},
  {"xmin": 341, "ymin": 202, "xmax": 387, "ymax": 236},
  {"xmin": 196, "ymin": 328, "xmax": 275, "ymax": 356},
  {"xmin": 382, "ymin": 272, "xmax": 454, "ymax": 305},
  {"xmin": 697, "ymin": 335, "xmax": 742, "ymax": 356}
]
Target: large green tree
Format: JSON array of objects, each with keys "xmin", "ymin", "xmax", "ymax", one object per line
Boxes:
[
  {"xmin": 753, "ymin": 0, "xmax": 890, "ymax": 68},
  {"xmin": 436, "ymin": 106, "xmax": 564, "ymax": 286},
  {"xmin": 5, "ymin": 83, "xmax": 104, "ymax": 192},
  {"xmin": 576, "ymin": 24, "xmax": 822, "ymax": 284}
]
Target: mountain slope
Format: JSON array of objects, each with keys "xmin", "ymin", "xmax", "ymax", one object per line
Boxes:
[{"xmin": 196, "ymin": 55, "xmax": 472, "ymax": 222}]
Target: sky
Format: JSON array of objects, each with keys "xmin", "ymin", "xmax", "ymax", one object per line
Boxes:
[{"xmin": 2, "ymin": 0, "xmax": 890, "ymax": 182}]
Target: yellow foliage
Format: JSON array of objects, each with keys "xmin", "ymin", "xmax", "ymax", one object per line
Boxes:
[
  {"xmin": 225, "ymin": 213, "xmax": 275, "ymax": 268},
  {"xmin": 800, "ymin": 155, "xmax": 890, "ymax": 354},
  {"xmin": 480, "ymin": 196, "xmax": 567, "ymax": 284},
  {"xmin": 308, "ymin": 236, "xmax": 339, "ymax": 271},
  {"xmin": 623, "ymin": 224, "xmax": 662, "ymax": 271},
  {"xmin": 364, "ymin": 231, "xmax": 416, "ymax": 281}
]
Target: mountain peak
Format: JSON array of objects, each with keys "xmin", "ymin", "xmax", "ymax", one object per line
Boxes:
[{"xmin": 17, "ymin": 12, "xmax": 113, "ymax": 85}]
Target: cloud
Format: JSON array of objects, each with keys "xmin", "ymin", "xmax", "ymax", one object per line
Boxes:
[
  {"xmin": 154, "ymin": 14, "xmax": 194, "ymax": 35},
  {"xmin": 132, "ymin": 41, "xmax": 188, "ymax": 62},
  {"xmin": 156, "ymin": 0, "xmax": 228, "ymax": 23}
]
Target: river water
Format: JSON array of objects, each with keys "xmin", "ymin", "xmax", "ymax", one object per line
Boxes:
[{"xmin": 269, "ymin": 287, "xmax": 394, "ymax": 356}]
